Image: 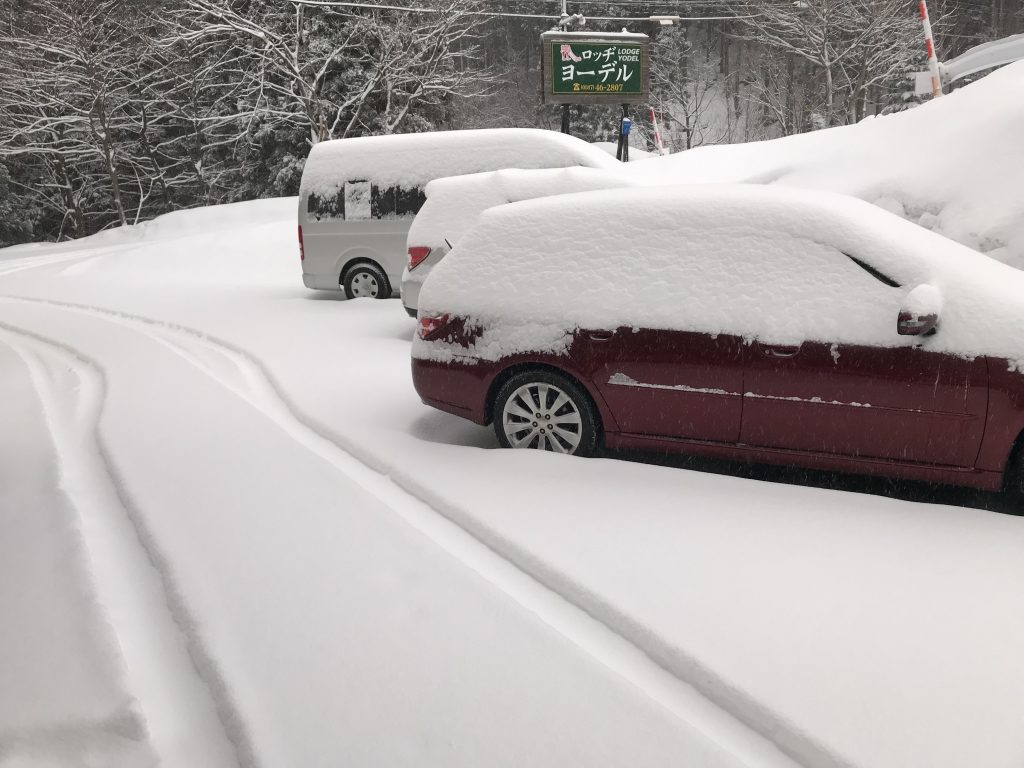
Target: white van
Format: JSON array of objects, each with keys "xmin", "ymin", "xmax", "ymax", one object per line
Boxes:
[
  {"xmin": 297, "ymin": 128, "xmax": 617, "ymax": 299},
  {"xmin": 402, "ymin": 167, "xmax": 639, "ymax": 315}
]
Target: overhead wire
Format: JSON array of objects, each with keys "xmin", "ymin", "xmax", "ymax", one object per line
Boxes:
[{"xmin": 290, "ymin": 0, "xmax": 759, "ymax": 20}]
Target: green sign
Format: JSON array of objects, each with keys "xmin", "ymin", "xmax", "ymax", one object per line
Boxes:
[
  {"xmin": 540, "ymin": 33, "xmax": 650, "ymax": 105},
  {"xmin": 551, "ymin": 41, "xmax": 643, "ymax": 96}
]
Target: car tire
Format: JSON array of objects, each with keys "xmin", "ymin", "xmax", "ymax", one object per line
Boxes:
[
  {"xmin": 1004, "ymin": 447, "xmax": 1024, "ymax": 512},
  {"xmin": 343, "ymin": 262, "xmax": 391, "ymax": 300},
  {"xmin": 493, "ymin": 370, "xmax": 599, "ymax": 457}
]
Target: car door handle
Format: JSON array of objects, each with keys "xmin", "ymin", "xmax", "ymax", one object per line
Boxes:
[
  {"xmin": 764, "ymin": 345, "xmax": 801, "ymax": 358},
  {"xmin": 588, "ymin": 331, "xmax": 614, "ymax": 341}
]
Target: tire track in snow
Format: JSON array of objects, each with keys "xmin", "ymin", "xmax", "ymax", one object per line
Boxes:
[
  {"xmin": 0, "ymin": 320, "xmax": 242, "ymax": 768},
  {"xmin": 0, "ymin": 296, "xmax": 812, "ymax": 768},
  {"xmin": 0, "ymin": 712, "xmax": 153, "ymax": 766}
]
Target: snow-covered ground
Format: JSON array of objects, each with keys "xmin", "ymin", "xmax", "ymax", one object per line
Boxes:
[{"xmin": 3, "ymin": 198, "xmax": 1024, "ymax": 768}]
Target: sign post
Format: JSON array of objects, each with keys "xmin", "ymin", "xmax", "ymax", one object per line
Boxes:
[
  {"xmin": 541, "ymin": 30, "xmax": 651, "ymax": 154},
  {"xmin": 617, "ymin": 109, "xmax": 631, "ymax": 162}
]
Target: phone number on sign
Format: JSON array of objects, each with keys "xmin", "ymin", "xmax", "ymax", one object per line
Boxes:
[{"xmin": 572, "ymin": 83, "xmax": 625, "ymax": 93}]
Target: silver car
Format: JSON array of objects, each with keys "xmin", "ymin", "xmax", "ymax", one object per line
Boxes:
[
  {"xmin": 401, "ymin": 166, "xmax": 637, "ymax": 315},
  {"xmin": 297, "ymin": 129, "xmax": 616, "ymax": 300}
]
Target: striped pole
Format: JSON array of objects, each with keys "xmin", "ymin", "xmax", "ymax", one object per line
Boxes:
[
  {"xmin": 919, "ymin": 0, "xmax": 943, "ymax": 98},
  {"xmin": 649, "ymin": 107, "xmax": 667, "ymax": 155}
]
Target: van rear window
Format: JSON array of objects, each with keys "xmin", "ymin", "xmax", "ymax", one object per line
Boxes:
[{"xmin": 306, "ymin": 183, "xmax": 426, "ymax": 221}]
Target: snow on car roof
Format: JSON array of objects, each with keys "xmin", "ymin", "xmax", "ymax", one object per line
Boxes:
[
  {"xmin": 415, "ymin": 184, "xmax": 1024, "ymax": 367},
  {"xmin": 299, "ymin": 128, "xmax": 618, "ymax": 197},
  {"xmin": 408, "ymin": 167, "xmax": 638, "ymax": 251}
]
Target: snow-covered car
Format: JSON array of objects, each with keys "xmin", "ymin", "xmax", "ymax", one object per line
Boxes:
[
  {"xmin": 401, "ymin": 166, "xmax": 639, "ymax": 316},
  {"xmin": 296, "ymin": 128, "xmax": 618, "ymax": 300},
  {"xmin": 412, "ymin": 184, "xmax": 1024, "ymax": 495}
]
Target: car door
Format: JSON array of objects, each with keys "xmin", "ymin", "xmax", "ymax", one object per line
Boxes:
[
  {"xmin": 578, "ymin": 327, "xmax": 744, "ymax": 443},
  {"xmin": 742, "ymin": 340, "xmax": 987, "ymax": 466},
  {"xmin": 739, "ymin": 252, "xmax": 988, "ymax": 468}
]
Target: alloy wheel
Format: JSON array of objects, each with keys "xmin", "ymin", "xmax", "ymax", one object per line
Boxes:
[{"xmin": 501, "ymin": 382, "xmax": 583, "ymax": 454}]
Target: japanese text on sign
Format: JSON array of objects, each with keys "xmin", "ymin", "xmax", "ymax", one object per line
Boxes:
[{"xmin": 551, "ymin": 42, "xmax": 642, "ymax": 95}]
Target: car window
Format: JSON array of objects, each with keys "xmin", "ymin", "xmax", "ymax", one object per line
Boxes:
[
  {"xmin": 344, "ymin": 180, "xmax": 371, "ymax": 220},
  {"xmin": 397, "ymin": 186, "xmax": 427, "ymax": 216},
  {"xmin": 797, "ymin": 241, "xmax": 899, "ymax": 335},
  {"xmin": 307, "ymin": 182, "xmax": 425, "ymax": 221},
  {"xmin": 372, "ymin": 185, "xmax": 426, "ymax": 219},
  {"xmin": 720, "ymin": 235, "xmax": 903, "ymax": 345},
  {"xmin": 306, "ymin": 189, "xmax": 345, "ymax": 220}
]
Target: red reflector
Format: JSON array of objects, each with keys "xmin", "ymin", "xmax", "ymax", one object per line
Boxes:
[
  {"xmin": 417, "ymin": 313, "xmax": 450, "ymax": 340},
  {"xmin": 298, "ymin": 225, "xmax": 305, "ymax": 261},
  {"xmin": 408, "ymin": 246, "xmax": 431, "ymax": 270}
]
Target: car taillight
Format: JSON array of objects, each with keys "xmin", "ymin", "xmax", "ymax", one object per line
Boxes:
[
  {"xmin": 417, "ymin": 312, "xmax": 450, "ymax": 340},
  {"xmin": 298, "ymin": 225, "xmax": 305, "ymax": 261},
  {"xmin": 408, "ymin": 246, "xmax": 431, "ymax": 270}
]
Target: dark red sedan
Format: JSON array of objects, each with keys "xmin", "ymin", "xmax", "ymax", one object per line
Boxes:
[{"xmin": 410, "ymin": 186, "xmax": 1024, "ymax": 496}]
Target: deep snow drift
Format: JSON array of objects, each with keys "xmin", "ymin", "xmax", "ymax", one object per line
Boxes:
[
  {"xmin": 628, "ymin": 61, "xmax": 1024, "ymax": 269},
  {"xmin": 3, "ymin": 199, "xmax": 1024, "ymax": 768}
]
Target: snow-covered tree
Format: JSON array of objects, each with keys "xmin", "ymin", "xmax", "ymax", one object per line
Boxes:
[
  {"xmin": 650, "ymin": 24, "xmax": 728, "ymax": 150},
  {"xmin": 736, "ymin": 0, "xmax": 921, "ymax": 127},
  {"xmin": 169, "ymin": 0, "xmax": 488, "ymax": 145},
  {"xmin": 0, "ymin": 0, "xmax": 159, "ymax": 233}
]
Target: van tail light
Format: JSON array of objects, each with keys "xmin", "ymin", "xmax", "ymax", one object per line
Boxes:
[
  {"xmin": 417, "ymin": 312, "xmax": 450, "ymax": 340},
  {"xmin": 408, "ymin": 246, "xmax": 431, "ymax": 270},
  {"xmin": 298, "ymin": 225, "xmax": 305, "ymax": 261}
]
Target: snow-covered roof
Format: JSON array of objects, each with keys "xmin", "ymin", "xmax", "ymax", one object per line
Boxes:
[
  {"xmin": 299, "ymin": 128, "xmax": 618, "ymax": 197},
  {"xmin": 416, "ymin": 184, "xmax": 1024, "ymax": 367},
  {"xmin": 408, "ymin": 167, "xmax": 639, "ymax": 251}
]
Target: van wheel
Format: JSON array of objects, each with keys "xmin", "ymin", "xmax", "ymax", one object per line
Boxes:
[
  {"xmin": 343, "ymin": 262, "xmax": 391, "ymax": 300},
  {"xmin": 493, "ymin": 370, "xmax": 599, "ymax": 457}
]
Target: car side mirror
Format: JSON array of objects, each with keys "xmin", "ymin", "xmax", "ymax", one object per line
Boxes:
[{"xmin": 897, "ymin": 284, "xmax": 942, "ymax": 336}]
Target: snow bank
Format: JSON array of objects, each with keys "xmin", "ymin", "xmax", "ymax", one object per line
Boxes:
[
  {"xmin": 416, "ymin": 184, "xmax": 1024, "ymax": 367},
  {"xmin": 408, "ymin": 167, "xmax": 639, "ymax": 252},
  {"xmin": 45, "ymin": 198, "xmax": 300, "ymax": 289},
  {"xmin": 139, "ymin": 198, "xmax": 296, "ymax": 240},
  {"xmin": 626, "ymin": 61, "xmax": 1024, "ymax": 268},
  {"xmin": 0, "ymin": 198, "xmax": 296, "ymax": 261},
  {"xmin": 299, "ymin": 128, "xmax": 618, "ymax": 198}
]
